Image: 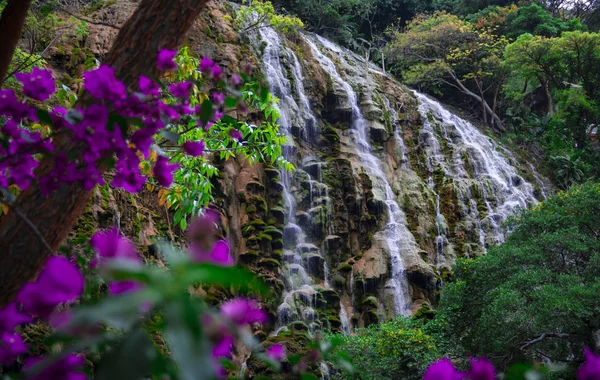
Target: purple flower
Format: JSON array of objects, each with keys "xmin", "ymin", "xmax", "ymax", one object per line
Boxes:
[
  {"xmin": 467, "ymin": 357, "xmax": 496, "ymax": 380},
  {"xmin": 424, "ymin": 358, "xmax": 464, "ymax": 380},
  {"xmin": 212, "ymin": 336, "xmax": 233, "ymax": 359},
  {"xmin": 169, "ymin": 81, "xmax": 194, "ymax": 99},
  {"xmin": 130, "ymin": 126, "xmax": 157, "ymax": 159},
  {"xmin": 0, "ymin": 332, "xmax": 27, "ymax": 365},
  {"xmin": 15, "ymin": 68, "xmax": 56, "ymax": 102},
  {"xmin": 183, "ymin": 140, "xmax": 205, "ymax": 157},
  {"xmin": 17, "ymin": 256, "xmax": 84, "ymax": 318},
  {"xmin": 212, "ymin": 92, "xmax": 225, "ymax": 105},
  {"xmin": 211, "ymin": 65, "xmax": 223, "ymax": 80},
  {"xmin": 266, "ymin": 344, "xmax": 285, "ymax": 361},
  {"xmin": 230, "ymin": 74, "xmax": 242, "ymax": 86},
  {"xmin": 90, "ymin": 228, "xmax": 141, "ymax": 266},
  {"xmin": 579, "ymin": 348, "xmax": 600, "ymax": 380},
  {"xmin": 228, "ymin": 128, "xmax": 243, "ymax": 141},
  {"xmin": 111, "ymin": 152, "xmax": 145, "ymax": 193},
  {"xmin": 153, "ymin": 155, "xmax": 179, "ymax": 187},
  {"xmin": 157, "ymin": 49, "xmax": 178, "ymax": 71},
  {"xmin": 139, "ymin": 76, "xmax": 161, "ymax": 98},
  {"xmin": 220, "ymin": 298, "xmax": 268, "ymax": 326},
  {"xmin": 25, "ymin": 354, "xmax": 86, "ymax": 380},
  {"xmin": 199, "ymin": 57, "xmax": 215, "ymax": 73},
  {"xmin": 84, "ymin": 65, "xmax": 126, "ymax": 101},
  {"xmin": 0, "ymin": 302, "xmax": 32, "ymax": 333},
  {"xmin": 190, "ymin": 240, "xmax": 234, "ymax": 267},
  {"xmin": 109, "ymin": 280, "xmax": 143, "ymax": 295}
]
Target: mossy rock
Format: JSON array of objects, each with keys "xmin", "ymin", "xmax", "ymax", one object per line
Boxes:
[
  {"xmin": 271, "ymin": 249, "xmax": 283, "ymax": 260},
  {"xmin": 258, "ymin": 258, "xmax": 280, "ymax": 270},
  {"xmin": 414, "ymin": 303, "xmax": 436, "ymax": 321},
  {"xmin": 271, "ymin": 238, "xmax": 284, "ymax": 250},
  {"xmin": 249, "ymin": 219, "xmax": 267, "ymax": 227},
  {"xmin": 258, "ymin": 232, "xmax": 273, "ymax": 242},
  {"xmin": 241, "ymin": 224, "xmax": 256, "ymax": 237},
  {"xmin": 362, "ymin": 296, "xmax": 379, "ymax": 310},
  {"xmin": 337, "ymin": 263, "xmax": 353, "ymax": 273},
  {"xmin": 333, "ymin": 275, "xmax": 345, "ymax": 288},
  {"xmin": 246, "ymin": 204, "xmax": 257, "ymax": 214},
  {"xmin": 263, "ymin": 226, "xmax": 283, "ymax": 239}
]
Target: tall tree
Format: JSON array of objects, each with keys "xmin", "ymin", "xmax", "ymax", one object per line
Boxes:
[
  {"xmin": 0, "ymin": 0, "xmax": 209, "ymax": 306},
  {"xmin": 0, "ymin": 0, "xmax": 34, "ymax": 82},
  {"xmin": 386, "ymin": 12, "xmax": 507, "ymax": 132}
]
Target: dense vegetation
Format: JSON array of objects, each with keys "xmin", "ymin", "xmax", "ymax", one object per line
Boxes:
[
  {"xmin": 330, "ymin": 182, "xmax": 600, "ymax": 378},
  {"xmin": 1, "ymin": 0, "xmax": 600, "ymax": 379}
]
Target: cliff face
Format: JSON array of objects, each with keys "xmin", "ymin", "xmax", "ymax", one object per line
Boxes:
[{"xmin": 61, "ymin": 0, "xmax": 549, "ymax": 349}]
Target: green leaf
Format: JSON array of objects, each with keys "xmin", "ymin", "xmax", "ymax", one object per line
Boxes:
[
  {"xmin": 96, "ymin": 328, "xmax": 158, "ymax": 380},
  {"xmin": 225, "ymin": 97, "xmax": 238, "ymax": 108},
  {"xmin": 179, "ymin": 264, "xmax": 268, "ymax": 295},
  {"xmin": 301, "ymin": 373, "xmax": 319, "ymax": 380},
  {"xmin": 198, "ymin": 100, "xmax": 214, "ymax": 124},
  {"xmin": 36, "ymin": 109, "xmax": 52, "ymax": 125},
  {"xmin": 164, "ymin": 297, "xmax": 215, "ymax": 380}
]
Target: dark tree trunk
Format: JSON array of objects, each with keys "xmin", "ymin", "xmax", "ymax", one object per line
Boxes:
[
  {"xmin": 0, "ymin": 0, "xmax": 34, "ymax": 82},
  {"xmin": 0, "ymin": 0, "xmax": 209, "ymax": 307},
  {"xmin": 539, "ymin": 76, "xmax": 553, "ymax": 116}
]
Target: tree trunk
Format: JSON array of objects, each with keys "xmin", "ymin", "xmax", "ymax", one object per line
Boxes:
[
  {"xmin": 449, "ymin": 71, "xmax": 506, "ymax": 133},
  {"xmin": 0, "ymin": 0, "xmax": 34, "ymax": 82},
  {"xmin": 539, "ymin": 76, "xmax": 553, "ymax": 116},
  {"xmin": 0, "ymin": 0, "xmax": 209, "ymax": 307}
]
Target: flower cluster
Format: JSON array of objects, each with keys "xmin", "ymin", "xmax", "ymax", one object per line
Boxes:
[
  {"xmin": 0, "ymin": 255, "xmax": 84, "ymax": 378},
  {"xmin": 425, "ymin": 350, "xmax": 600, "ymax": 380},
  {"xmin": 0, "ymin": 50, "xmax": 241, "ymax": 196}
]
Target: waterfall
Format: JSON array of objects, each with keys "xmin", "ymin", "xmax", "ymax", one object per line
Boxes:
[
  {"xmin": 413, "ymin": 91, "xmax": 539, "ymax": 249},
  {"xmin": 250, "ymin": 23, "xmax": 545, "ymax": 337},
  {"xmin": 257, "ymin": 26, "xmax": 336, "ymax": 334},
  {"xmin": 304, "ymin": 34, "xmax": 415, "ymax": 317}
]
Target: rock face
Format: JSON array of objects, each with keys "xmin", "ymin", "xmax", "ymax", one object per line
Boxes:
[{"xmin": 64, "ymin": 0, "xmax": 550, "ymax": 351}]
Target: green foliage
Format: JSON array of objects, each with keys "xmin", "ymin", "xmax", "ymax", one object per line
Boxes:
[
  {"xmin": 328, "ymin": 318, "xmax": 444, "ymax": 379},
  {"xmin": 232, "ymin": 0, "xmax": 304, "ymax": 34},
  {"xmin": 151, "ymin": 47, "xmax": 293, "ymax": 229},
  {"xmin": 440, "ymin": 183, "xmax": 600, "ymax": 374}
]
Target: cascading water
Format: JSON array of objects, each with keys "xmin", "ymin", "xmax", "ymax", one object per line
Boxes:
[
  {"xmin": 257, "ymin": 26, "xmax": 338, "ymax": 334},
  {"xmin": 304, "ymin": 34, "xmax": 415, "ymax": 317},
  {"xmin": 252, "ymin": 22, "xmax": 545, "ymax": 337},
  {"xmin": 412, "ymin": 91, "xmax": 540, "ymax": 249}
]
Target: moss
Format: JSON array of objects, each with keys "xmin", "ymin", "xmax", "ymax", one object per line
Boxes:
[
  {"xmin": 258, "ymin": 258, "xmax": 280, "ymax": 270},
  {"xmin": 242, "ymin": 224, "xmax": 256, "ymax": 237},
  {"xmin": 271, "ymin": 249, "xmax": 283, "ymax": 260},
  {"xmin": 362, "ymin": 296, "xmax": 379, "ymax": 309},
  {"xmin": 249, "ymin": 219, "xmax": 267, "ymax": 227},
  {"xmin": 246, "ymin": 204, "xmax": 257, "ymax": 214},
  {"xmin": 258, "ymin": 232, "xmax": 273, "ymax": 242},
  {"xmin": 413, "ymin": 303, "xmax": 436, "ymax": 321},
  {"xmin": 271, "ymin": 238, "xmax": 284, "ymax": 250},
  {"xmin": 337, "ymin": 263, "xmax": 353, "ymax": 273},
  {"xmin": 333, "ymin": 275, "xmax": 345, "ymax": 288},
  {"xmin": 263, "ymin": 226, "xmax": 283, "ymax": 239}
]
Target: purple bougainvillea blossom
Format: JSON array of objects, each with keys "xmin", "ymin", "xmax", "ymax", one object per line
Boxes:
[
  {"xmin": 220, "ymin": 298, "xmax": 267, "ymax": 326},
  {"xmin": 212, "ymin": 335, "xmax": 234, "ymax": 359},
  {"xmin": 578, "ymin": 348, "xmax": 600, "ymax": 380},
  {"xmin": 183, "ymin": 140, "xmax": 205, "ymax": 157},
  {"xmin": 139, "ymin": 75, "xmax": 161, "ymax": 98},
  {"xmin": 423, "ymin": 358, "xmax": 464, "ymax": 380},
  {"xmin": 266, "ymin": 344, "xmax": 285, "ymax": 361},
  {"xmin": 84, "ymin": 65, "xmax": 126, "ymax": 101},
  {"xmin": 153, "ymin": 155, "xmax": 179, "ymax": 187},
  {"xmin": 169, "ymin": 81, "xmax": 194, "ymax": 99},
  {"xmin": 157, "ymin": 49, "xmax": 178, "ymax": 71},
  {"xmin": 190, "ymin": 240, "xmax": 234, "ymax": 267},
  {"xmin": 109, "ymin": 280, "xmax": 144, "ymax": 295},
  {"xmin": 0, "ymin": 332, "xmax": 27, "ymax": 365},
  {"xmin": 15, "ymin": 68, "xmax": 56, "ymax": 102},
  {"xmin": 212, "ymin": 92, "xmax": 225, "ymax": 105},
  {"xmin": 25, "ymin": 354, "xmax": 86, "ymax": 380},
  {"xmin": 17, "ymin": 256, "xmax": 84, "ymax": 318},
  {"xmin": 0, "ymin": 302, "xmax": 32, "ymax": 333},
  {"xmin": 199, "ymin": 57, "xmax": 215, "ymax": 73},
  {"xmin": 228, "ymin": 128, "xmax": 243, "ymax": 141},
  {"xmin": 467, "ymin": 357, "xmax": 496, "ymax": 380},
  {"xmin": 230, "ymin": 74, "xmax": 242, "ymax": 86},
  {"xmin": 90, "ymin": 228, "xmax": 141, "ymax": 266}
]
